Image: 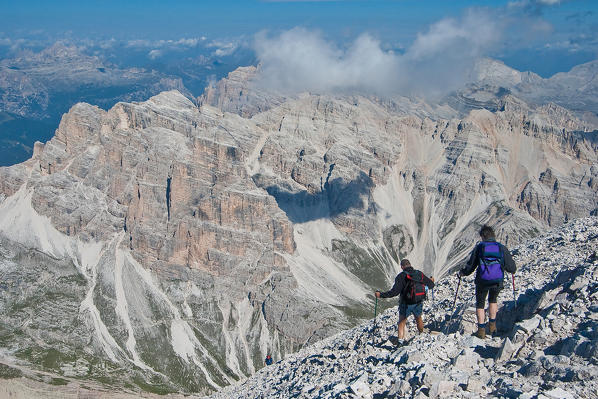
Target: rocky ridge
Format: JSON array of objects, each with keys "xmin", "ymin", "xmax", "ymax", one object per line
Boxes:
[
  {"xmin": 207, "ymin": 217, "xmax": 598, "ymax": 399},
  {"xmin": 201, "ymin": 59, "xmax": 598, "ymax": 129},
  {"xmin": 455, "ymin": 58, "xmax": 598, "ymax": 128}
]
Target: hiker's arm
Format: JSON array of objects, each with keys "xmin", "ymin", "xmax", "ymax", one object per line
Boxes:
[
  {"xmin": 502, "ymin": 245, "xmax": 516, "ymax": 274},
  {"xmin": 380, "ymin": 274, "xmax": 403, "ymax": 298},
  {"xmin": 423, "ymin": 274, "xmax": 435, "ymax": 289},
  {"xmin": 460, "ymin": 245, "xmax": 478, "ymax": 276}
]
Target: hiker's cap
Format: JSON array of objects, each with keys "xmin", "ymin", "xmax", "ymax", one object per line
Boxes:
[{"xmin": 400, "ymin": 259, "xmax": 411, "ymax": 267}]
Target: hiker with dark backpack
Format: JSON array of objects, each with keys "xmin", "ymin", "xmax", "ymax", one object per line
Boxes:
[
  {"xmin": 459, "ymin": 225, "xmax": 516, "ymax": 339},
  {"xmin": 375, "ymin": 259, "xmax": 435, "ymax": 345}
]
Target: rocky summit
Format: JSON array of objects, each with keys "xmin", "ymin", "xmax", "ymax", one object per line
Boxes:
[
  {"xmin": 0, "ymin": 61, "xmax": 597, "ymax": 395},
  {"xmin": 209, "ymin": 217, "xmax": 598, "ymax": 399}
]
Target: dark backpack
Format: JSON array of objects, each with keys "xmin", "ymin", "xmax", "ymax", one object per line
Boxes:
[
  {"xmin": 478, "ymin": 241, "xmax": 504, "ymax": 284},
  {"xmin": 404, "ymin": 270, "xmax": 427, "ymax": 303}
]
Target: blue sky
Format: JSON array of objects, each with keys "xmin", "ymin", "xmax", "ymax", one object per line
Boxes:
[
  {"xmin": 1, "ymin": 0, "xmax": 597, "ymax": 77},
  {"xmin": 1, "ymin": 0, "xmax": 499, "ymax": 39}
]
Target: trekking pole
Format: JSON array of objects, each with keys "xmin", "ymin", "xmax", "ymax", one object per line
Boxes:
[
  {"xmin": 451, "ymin": 275, "xmax": 461, "ymax": 312},
  {"xmin": 445, "ymin": 275, "xmax": 461, "ymax": 334},
  {"xmin": 511, "ymin": 273, "xmax": 517, "ymax": 306},
  {"xmin": 371, "ymin": 296, "xmax": 378, "ymax": 341}
]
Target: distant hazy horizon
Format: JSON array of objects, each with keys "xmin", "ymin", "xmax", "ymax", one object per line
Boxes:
[{"xmin": 1, "ymin": 0, "xmax": 597, "ymax": 78}]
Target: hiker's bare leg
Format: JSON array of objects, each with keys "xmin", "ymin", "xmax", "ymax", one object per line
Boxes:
[
  {"xmin": 415, "ymin": 316, "xmax": 424, "ymax": 333},
  {"xmin": 398, "ymin": 316, "xmax": 407, "ymax": 340},
  {"xmin": 476, "ymin": 308, "xmax": 485, "ymax": 325},
  {"xmin": 488, "ymin": 302, "xmax": 498, "ymax": 320}
]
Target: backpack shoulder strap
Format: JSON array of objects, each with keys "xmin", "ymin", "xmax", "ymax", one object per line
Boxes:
[
  {"xmin": 407, "ymin": 269, "xmax": 424, "ymax": 282},
  {"xmin": 476, "ymin": 241, "xmax": 484, "ymax": 259}
]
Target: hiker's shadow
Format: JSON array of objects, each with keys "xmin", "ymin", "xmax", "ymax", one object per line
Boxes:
[
  {"xmin": 473, "ymin": 345, "xmax": 500, "ymax": 359},
  {"xmin": 439, "ymin": 301, "xmax": 472, "ymax": 334},
  {"xmin": 497, "ymin": 266, "xmax": 586, "ymax": 333}
]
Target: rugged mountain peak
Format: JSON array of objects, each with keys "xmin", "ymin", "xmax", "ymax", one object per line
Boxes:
[
  {"xmin": 199, "ymin": 65, "xmax": 287, "ymax": 118},
  {"xmin": 472, "ymin": 58, "xmax": 543, "ymax": 86},
  {"xmin": 551, "ymin": 59, "xmax": 598, "ymax": 83},
  {"xmin": 54, "ymin": 102, "xmax": 105, "ymax": 153},
  {"xmin": 145, "ymin": 89, "xmax": 197, "ymax": 110}
]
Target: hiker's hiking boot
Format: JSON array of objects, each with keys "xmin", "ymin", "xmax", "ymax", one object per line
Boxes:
[
  {"xmin": 389, "ymin": 336, "xmax": 407, "ymax": 346},
  {"xmin": 474, "ymin": 327, "xmax": 486, "ymax": 339},
  {"xmin": 488, "ymin": 321, "xmax": 497, "ymax": 336}
]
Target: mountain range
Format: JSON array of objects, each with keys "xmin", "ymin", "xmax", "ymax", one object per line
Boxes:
[
  {"xmin": 0, "ymin": 57, "xmax": 597, "ymax": 395},
  {"xmin": 0, "ymin": 42, "xmax": 251, "ymax": 166}
]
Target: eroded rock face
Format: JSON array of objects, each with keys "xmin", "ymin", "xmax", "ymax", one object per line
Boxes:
[{"xmin": 0, "ymin": 64, "xmax": 597, "ymax": 394}]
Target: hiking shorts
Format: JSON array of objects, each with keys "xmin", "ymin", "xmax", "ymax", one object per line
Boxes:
[
  {"xmin": 475, "ymin": 284, "xmax": 501, "ymax": 309},
  {"xmin": 399, "ymin": 302, "xmax": 423, "ymax": 319}
]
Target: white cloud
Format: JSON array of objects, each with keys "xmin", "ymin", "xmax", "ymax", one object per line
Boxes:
[
  {"xmin": 148, "ymin": 49, "xmax": 163, "ymax": 59},
  {"xmin": 100, "ymin": 38, "xmax": 117, "ymax": 49},
  {"xmin": 174, "ymin": 38, "xmax": 205, "ymax": 47},
  {"xmin": 127, "ymin": 39, "xmax": 152, "ymax": 48},
  {"xmin": 508, "ymin": 0, "xmax": 562, "ymax": 12},
  {"xmin": 127, "ymin": 37, "xmax": 206, "ymax": 49},
  {"xmin": 252, "ymin": 9, "xmax": 502, "ymax": 98},
  {"xmin": 207, "ymin": 40, "xmax": 239, "ymax": 57}
]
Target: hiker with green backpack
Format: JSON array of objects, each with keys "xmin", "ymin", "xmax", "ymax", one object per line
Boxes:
[
  {"xmin": 459, "ymin": 225, "xmax": 517, "ymax": 338},
  {"xmin": 375, "ymin": 259, "xmax": 435, "ymax": 345}
]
